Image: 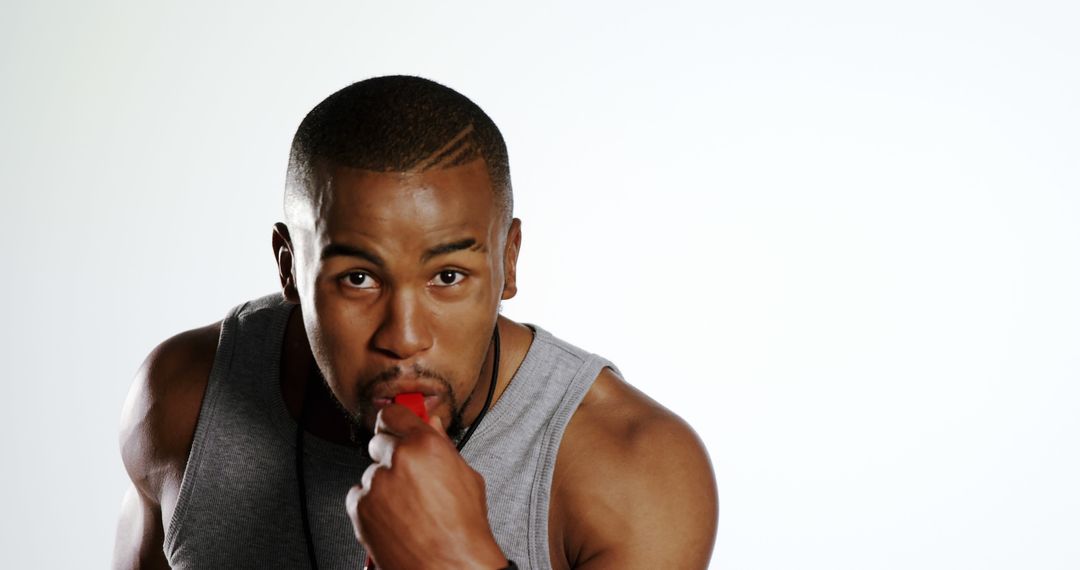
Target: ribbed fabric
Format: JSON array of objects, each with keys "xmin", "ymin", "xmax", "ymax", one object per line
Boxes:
[{"xmin": 163, "ymin": 293, "xmax": 612, "ymax": 569}]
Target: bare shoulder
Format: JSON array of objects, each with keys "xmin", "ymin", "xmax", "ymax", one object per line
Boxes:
[
  {"xmin": 119, "ymin": 321, "xmax": 221, "ymax": 507},
  {"xmin": 550, "ymin": 368, "xmax": 718, "ymax": 570}
]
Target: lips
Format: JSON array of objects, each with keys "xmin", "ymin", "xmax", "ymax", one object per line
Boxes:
[
  {"xmin": 370, "ymin": 378, "xmax": 442, "ymax": 400},
  {"xmin": 369, "ymin": 378, "xmax": 445, "ymax": 413}
]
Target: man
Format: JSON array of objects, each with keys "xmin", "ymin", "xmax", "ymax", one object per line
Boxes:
[{"xmin": 115, "ymin": 76, "xmax": 717, "ymax": 569}]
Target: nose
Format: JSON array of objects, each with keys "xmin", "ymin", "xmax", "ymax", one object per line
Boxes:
[{"xmin": 370, "ymin": 287, "xmax": 433, "ymax": 360}]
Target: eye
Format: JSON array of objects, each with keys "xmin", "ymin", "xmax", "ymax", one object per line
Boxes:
[
  {"xmin": 341, "ymin": 271, "xmax": 378, "ymax": 290},
  {"xmin": 431, "ymin": 270, "xmax": 466, "ymax": 287}
]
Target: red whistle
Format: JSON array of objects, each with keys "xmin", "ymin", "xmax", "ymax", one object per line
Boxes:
[
  {"xmin": 364, "ymin": 392, "xmax": 428, "ymax": 570},
  {"xmin": 393, "ymin": 392, "xmax": 429, "ymax": 421}
]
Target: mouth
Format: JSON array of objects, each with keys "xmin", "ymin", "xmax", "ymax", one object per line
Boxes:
[
  {"xmin": 371, "ymin": 394, "xmax": 442, "ymax": 416},
  {"xmin": 369, "ymin": 379, "xmax": 445, "ymax": 413}
]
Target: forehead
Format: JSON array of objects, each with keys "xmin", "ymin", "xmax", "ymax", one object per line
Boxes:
[{"xmin": 312, "ymin": 159, "xmax": 499, "ymax": 248}]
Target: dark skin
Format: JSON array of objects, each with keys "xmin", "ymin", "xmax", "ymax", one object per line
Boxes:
[{"xmin": 115, "ymin": 159, "xmax": 718, "ymax": 569}]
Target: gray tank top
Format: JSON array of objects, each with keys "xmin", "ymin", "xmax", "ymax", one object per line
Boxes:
[{"xmin": 163, "ymin": 293, "xmax": 613, "ymax": 569}]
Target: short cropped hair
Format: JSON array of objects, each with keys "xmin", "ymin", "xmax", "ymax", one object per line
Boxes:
[{"xmin": 284, "ymin": 75, "xmax": 512, "ymax": 226}]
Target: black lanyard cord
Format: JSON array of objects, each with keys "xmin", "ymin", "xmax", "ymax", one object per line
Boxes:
[
  {"xmin": 296, "ymin": 374, "xmax": 319, "ymax": 568},
  {"xmin": 296, "ymin": 326, "xmax": 502, "ymax": 570}
]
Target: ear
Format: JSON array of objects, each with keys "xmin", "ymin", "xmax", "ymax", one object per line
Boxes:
[
  {"xmin": 272, "ymin": 222, "xmax": 300, "ymax": 303},
  {"xmin": 501, "ymin": 218, "xmax": 522, "ymax": 301}
]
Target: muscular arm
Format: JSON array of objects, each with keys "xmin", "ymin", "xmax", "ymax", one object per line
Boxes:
[
  {"xmin": 114, "ymin": 323, "xmax": 219, "ymax": 570},
  {"xmin": 114, "ymin": 486, "xmax": 168, "ymax": 570},
  {"xmin": 551, "ymin": 369, "xmax": 718, "ymax": 569}
]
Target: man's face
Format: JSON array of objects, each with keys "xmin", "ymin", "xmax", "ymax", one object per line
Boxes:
[{"xmin": 285, "ymin": 159, "xmax": 519, "ymax": 435}]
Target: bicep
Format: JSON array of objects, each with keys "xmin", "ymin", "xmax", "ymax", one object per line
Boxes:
[
  {"xmin": 113, "ymin": 486, "xmax": 170, "ymax": 570},
  {"xmin": 114, "ymin": 323, "xmax": 218, "ymax": 569}
]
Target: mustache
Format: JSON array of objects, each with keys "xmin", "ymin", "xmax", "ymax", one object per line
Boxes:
[
  {"xmin": 351, "ymin": 364, "xmax": 467, "ymax": 440},
  {"xmin": 361, "ymin": 363, "xmax": 455, "ymax": 389}
]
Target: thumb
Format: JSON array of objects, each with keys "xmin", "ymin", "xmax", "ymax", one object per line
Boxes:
[{"xmin": 428, "ymin": 415, "xmax": 451, "ymax": 439}]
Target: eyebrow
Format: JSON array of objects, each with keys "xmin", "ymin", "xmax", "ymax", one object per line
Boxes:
[
  {"xmin": 320, "ymin": 243, "xmax": 386, "ymax": 267},
  {"xmin": 319, "ymin": 238, "xmax": 483, "ymax": 266},
  {"xmin": 422, "ymin": 238, "xmax": 482, "ymax": 262}
]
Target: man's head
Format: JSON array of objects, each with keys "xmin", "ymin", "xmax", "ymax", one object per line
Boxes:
[
  {"xmin": 284, "ymin": 75, "xmax": 512, "ymax": 230},
  {"xmin": 273, "ymin": 76, "xmax": 521, "ymax": 437}
]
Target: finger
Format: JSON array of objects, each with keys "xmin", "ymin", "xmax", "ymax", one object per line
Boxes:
[
  {"xmin": 345, "ymin": 484, "xmax": 365, "ymax": 543},
  {"xmin": 427, "ymin": 415, "xmax": 451, "ymax": 439},
  {"xmin": 375, "ymin": 404, "xmax": 428, "ymax": 437},
  {"xmin": 368, "ymin": 432, "xmax": 397, "ymax": 466},
  {"xmin": 360, "ymin": 462, "xmax": 382, "ymax": 492}
]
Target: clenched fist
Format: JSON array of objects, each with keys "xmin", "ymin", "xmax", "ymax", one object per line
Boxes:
[{"xmin": 346, "ymin": 404, "xmax": 509, "ymax": 570}]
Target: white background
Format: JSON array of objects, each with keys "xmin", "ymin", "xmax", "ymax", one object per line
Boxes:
[{"xmin": 3, "ymin": 1, "xmax": 1079, "ymax": 568}]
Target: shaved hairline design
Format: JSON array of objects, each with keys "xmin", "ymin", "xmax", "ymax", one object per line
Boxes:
[{"xmin": 283, "ymin": 76, "xmax": 512, "ymax": 231}]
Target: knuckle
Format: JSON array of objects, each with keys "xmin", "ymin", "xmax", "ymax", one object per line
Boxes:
[
  {"xmin": 368, "ymin": 433, "xmax": 394, "ymax": 464},
  {"xmin": 346, "ymin": 484, "xmax": 363, "ymax": 510},
  {"xmin": 361, "ymin": 463, "xmax": 382, "ymax": 490},
  {"xmin": 345, "ymin": 485, "xmax": 367, "ymax": 542}
]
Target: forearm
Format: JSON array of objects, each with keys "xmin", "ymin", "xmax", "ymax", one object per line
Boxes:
[{"xmin": 113, "ymin": 486, "xmax": 171, "ymax": 570}]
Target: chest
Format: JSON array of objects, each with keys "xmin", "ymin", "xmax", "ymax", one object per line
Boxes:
[{"xmin": 163, "ymin": 424, "xmax": 369, "ymax": 569}]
